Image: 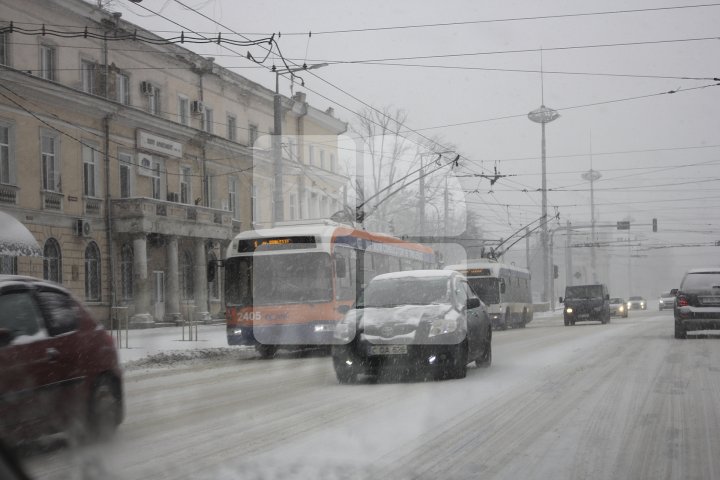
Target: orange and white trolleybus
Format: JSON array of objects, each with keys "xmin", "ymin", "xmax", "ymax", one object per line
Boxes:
[{"xmin": 223, "ymin": 222, "xmax": 436, "ymax": 358}]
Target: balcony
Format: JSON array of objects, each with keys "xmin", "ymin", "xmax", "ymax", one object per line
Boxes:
[
  {"xmin": 111, "ymin": 197, "xmax": 235, "ymax": 240},
  {"xmin": 84, "ymin": 197, "xmax": 102, "ymax": 216},
  {"xmin": 42, "ymin": 190, "xmax": 64, "ymax": 211},
  {"xmin": 0, "ymin": 184, "xmax": 18, "ymax": 205}
]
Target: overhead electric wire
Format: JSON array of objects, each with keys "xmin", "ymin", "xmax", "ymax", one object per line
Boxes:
[{"xmin": 148, "ymin": 3, "xmax": 720, "ymax": 36}]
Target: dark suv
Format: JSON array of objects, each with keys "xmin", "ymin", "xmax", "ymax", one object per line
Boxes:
[
  {"xmin": 560, "ymin": 284, "xmax": 610, "ymax": 326},
  {"xmin": 674, "ymin": 268, "xmax": 720, "ymax": 339},
  {"xmin": 0, "ymin": 275, "xmax": 124, "ymax": 444}
]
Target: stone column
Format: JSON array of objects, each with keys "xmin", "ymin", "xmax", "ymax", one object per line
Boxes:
[
  {"xmin": 130, "ymin": 233, "xmax": 154, "ymax": 327},
  {"xmin": 193, "ymin": 239, "xmax": 211, "ymax": 322},
  {"xmin": 165, "ymin": 235, "xmax": 181, "ymax": 324}
]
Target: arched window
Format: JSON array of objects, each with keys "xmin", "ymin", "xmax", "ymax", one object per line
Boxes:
[
  {"xmin": 208, "ymin": 251, "xmax": 219, "ymax": 300},
  {"xmin": 120, "ymin": 243, "xmax": 134, "ymax": 301},
  {"xmin": 43, "ymin": 238, "xmax": 62, "ymax": 283},
  {"xmin": 180, "ymin": 250, "xmax": 194, "ymax": 300},
  {"xmin": 84, "ymin": 241, "xmax": 101, "ymax": 301}
]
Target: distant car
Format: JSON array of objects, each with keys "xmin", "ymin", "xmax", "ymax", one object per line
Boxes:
[
  {"xmin": 627, "ymin": 296, "xmax": 647, "ymax": 310},
  {"xmin": 609, "ymin": 298, "xmax": 628, "ymax": 318},
  {"xmin": 674, "ymin": 268, "xmax": 720, "ymax": 339},
  {"xmin": 658, "ymin": 292, "xmax": 676, "ymax": 310},
  {"xmin": 560, "ymin": 284, "xmax": 611, "ymax": 326},
  {"xmin": 0, "ymin": 275, "xmax": 124, "ymax": 445},
  {"xmin": 331, "ymin": 270, "xmax": 492, "ymax": 382}
]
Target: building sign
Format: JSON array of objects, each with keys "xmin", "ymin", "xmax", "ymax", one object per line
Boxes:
[{"xmin": 137, "ymin": 130, "xmax": 182, "ymax": 158}]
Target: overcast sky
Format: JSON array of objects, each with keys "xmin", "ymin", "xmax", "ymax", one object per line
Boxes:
[{"xmin": 109, "ymin": 0, "xmax": 720, "ymax": 296}]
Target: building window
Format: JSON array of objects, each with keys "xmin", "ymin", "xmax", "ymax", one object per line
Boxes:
[
  {"xmin": 180, "ymin": 250, "xmax": 194, "ymax": 301},
  {"xmin": 330, "ymin": 153, "xmax": 336, "ymax": 172},
  {"xmin": 206, "ymin": 172, "xmax": 215, "ymax": 208},
  {"xmin": 178, "ymin": 96, "xmax": 189, "ymax": 126},
  {"xmin": 116, "ymin": 72, "xmax": 130, "ymax": 105},
  {"xmin": 310, "ymin": 192, "xmax": 318, "ymax": 218},
  {"xmin": 148, "ymin": 86, "xmax": 160, "ymax": 115},
  {"xmin": 0, "ymin": 255, "xmax": 17, "ymax": 274},
  {"xmin": 228, "ymin": 177, "xmax": 236, "ymax": 213},
  {"xmin": 0, "ymin": 122, "xmax": 15, "ymax": 185},
  {"xmin": 208, "ymin": 252, "xmax": 219, "ymax": 300},
  {"xmin": 41, "ymin": 133, "xmax": 60, "ymax": 192},
  {"xmin": 84, "ymin": 242, "xmax": 101, "ymax": 302},
  {"xmin": 119, "ymin": 152, "xmax": 132, "ymax": 198},
  {"xmin": 151, "ymin": 161, "xmax": 161, "ymax": 200},
  {"xmin": 82, "ymin": 143, "xmax": 99, "ymax": 197},
  {"xmin": 308, "ymin": 144, "xmax": 315, "ymax": 166},
  {"xmin": 289, "ymin": 193, "xmax": 297, "ymax": 220},
  {"xmin": 248, "ymin": 124, "xmax": 258, "ymax": 147},
  {"xmin": 40, "ymin": 44, "xmax": 56, "ymax": 81},
  {"xmin": 320, "ymin": 150, "xmax": 326, "ymax": 170},
  {"xmin": 43, "ymin": 238, "xmax": 62, "ymax": 283},
  {"xmin": 180, "ymin": 166, "xmax": 191, "ymax": 204},
  {"xmin": 0, "ymin": 31, "xmax": 9, "ymax": 66},
  {"xmin": 81, "ymin": 60, "xmax": 96, "ymax": 94},
  {"xmin": 120, "ymin": 243, "xmax": 133, "ymax": 301},
  {"xmin": 227, "ymin": 115, "xmax": 237, "ymax": 141},
  {"xmin": 203, "ymin": 107, "xmax": 214, "ymax": 134}
]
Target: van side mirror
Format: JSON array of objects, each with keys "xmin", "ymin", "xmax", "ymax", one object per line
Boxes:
[
  {"xmin": 467, "ymin": 297, "xmax": 481, "ymax": 309},
  {"xmin": 559, "ymin": 297, "xmax": 564, "ymax": 304},
  {"xmin": 499, "ymin": 279, "xmax": 506, "ymax": 294},
  {"xmin": 670, "ymin": 288, "xmax": 678, "ymax": 296},
  {"xmin": 605, "ymin": 294, "xmax": 610, "ymax": 300}
]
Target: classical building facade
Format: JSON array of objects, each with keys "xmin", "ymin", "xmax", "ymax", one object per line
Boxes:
[{"xmin": 0, "ymin": 0, "xmax": 347, "ymax": 326}]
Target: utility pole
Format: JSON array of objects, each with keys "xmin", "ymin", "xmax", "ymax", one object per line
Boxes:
[
  {"xmin": 565, "ymin": 220, "xmax": 572, "ymax": 286},
  {"xmin": 272, "ymin": 63, "xmax": 327, "ymax": 225},
  {"xmin": 525, "ymin": 227, "xmax": 530, "ymax": 270},
  {"xmin": 581, "ymin": 144, "xmax": 601, "ymax": 283},
  {"xmin": 418, "ymin": 154, "xmax": 425, "ymax": 234}
]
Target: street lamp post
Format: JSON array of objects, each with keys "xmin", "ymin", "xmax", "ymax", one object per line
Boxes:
[
  {"xmin": 528, "ymin": 105, "xmax": 559, "ymax": 306},
  {"xmin": 272, "ymin": 63, "xmax": 327, "ymax": 225},
  {"xmin": 581, "ymin": 167, "xmax": 601, "ymax": 282}
]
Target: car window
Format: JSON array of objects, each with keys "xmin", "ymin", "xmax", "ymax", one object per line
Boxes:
[
  {"xmin": 0, "ymin": 290, "xmax": 46, "ymax": 344},
  {"xmin": 681, "ymin": 272, "xmax": 720, "ymax": 291},
  {"xmin": 36, "ymin": 290, "xmax": 80, "ymax": 336}
]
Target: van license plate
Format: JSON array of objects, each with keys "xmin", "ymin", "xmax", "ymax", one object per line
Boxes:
[{"xmin": 369, "ymin": 345, "xmax": 407, "ymax": 355}]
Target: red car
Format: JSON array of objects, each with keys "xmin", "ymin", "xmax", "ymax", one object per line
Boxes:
[{"xmin": 0, "ymin": 275, "xmax": 123, "ymax": 445}]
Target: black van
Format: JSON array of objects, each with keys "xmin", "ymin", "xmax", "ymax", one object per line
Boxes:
[{"xmin": 559, "ymin": 284, "xmax": 611, "ymax": 326}]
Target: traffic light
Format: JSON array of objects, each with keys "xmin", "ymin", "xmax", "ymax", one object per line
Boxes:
[
  {"xmin": 652, "ymin": 218, "xmax": 657, "ymax": 232},
  {"xmin": 553, "ymin": 264, "xmax": 559, "ymax": 279}
]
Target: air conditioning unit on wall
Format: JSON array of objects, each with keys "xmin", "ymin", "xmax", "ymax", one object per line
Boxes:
[
  {"xmin": 191, "ymin": 100, "xmax": 205, "ymax": 114},
  {"xmin": 75, "ymin": 219, "xmax": 91, "ymax": 237}
]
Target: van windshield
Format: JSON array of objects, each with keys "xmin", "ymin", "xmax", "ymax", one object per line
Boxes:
[{"xmin": 565, "ymin": 285, "xmax": 603, "ymax": 299}]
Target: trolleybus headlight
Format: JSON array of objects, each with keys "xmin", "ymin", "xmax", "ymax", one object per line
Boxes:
[
  {"xmin": 618, "ymin": 306, "xmax": 624, "ymax": 312},
  {"xmin": 233, "ymin": 328, "xmax": 243, "ymax": 335},
  {"xmin": 314, "ymin": 324, "xmax": 335, "ymax": 333}
]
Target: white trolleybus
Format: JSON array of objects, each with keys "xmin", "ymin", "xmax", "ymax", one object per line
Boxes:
[
  {"xmin": 445, "ymin": 260, "xmax": 533, "ymax": 330},
  {"xmin": 222, "ymin": 222, "xmax": 436, "ymax": 358}
]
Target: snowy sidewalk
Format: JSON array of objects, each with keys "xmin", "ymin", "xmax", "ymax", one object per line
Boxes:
[{"xmin": 111, "ymin": 323, "xmax": 233, "ymax": 365}]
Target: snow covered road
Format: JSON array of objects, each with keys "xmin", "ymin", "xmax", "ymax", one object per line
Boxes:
[{"xmin": 22, "ymin": 310, "xmax": 720, "ymax": 479}]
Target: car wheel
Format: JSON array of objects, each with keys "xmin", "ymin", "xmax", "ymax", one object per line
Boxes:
[
  {"xmin": 564, "ymin": 318, "xmax": 569, "ymax": 326},
  {"xmin": 519, "ymin": 309, "xmax": 528, "ymax": 328},
  {"xmin": 334, "ymin": 365, "xmax": 358, "ymax": 384},
  {"xmin": 674, "ymin": 321, "xmax": 687, "ymax": 339},
  {"xmin": 87, "ymin": 376, "xmax": 121, "ymax": 441},
  {"xmin": 256, "ymin": 344, "xmax": 277, "ymax": 359},
  {"xmin": 475, "ymin": 328, "xmax": 492, "ymax": 368},
  {"xmin": 448, "ymin": 341, "xmax": 468, "ymax": 379},
  {"xmin": 501, "ymin": 310, "xmax": 510, "ymax": 330}
]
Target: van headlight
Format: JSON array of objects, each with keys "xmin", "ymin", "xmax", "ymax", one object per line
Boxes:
[
  {"xmin": 428, "ymin": 317, "xmax": 458, "ymax": 337},
  {"xmin": 333, "ymin": 312, "xmax": 358, "ymax": 343},
  {"xmin": 565, "ymin": 307, "xmax": 573, "ymax": 314}
]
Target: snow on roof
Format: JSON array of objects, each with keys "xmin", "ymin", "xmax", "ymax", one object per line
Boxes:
[{"xmin": 372, "ymin": 269, "xmax": 458, "ymax": 282}]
